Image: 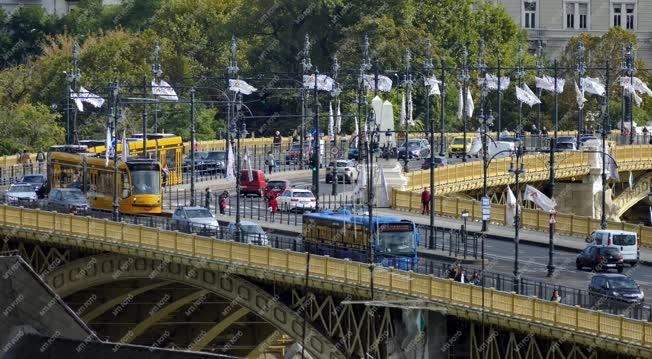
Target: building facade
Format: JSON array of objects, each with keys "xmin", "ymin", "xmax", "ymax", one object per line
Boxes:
[
  {"xmin": 0, "ymin": 0, "xmax": 121, "ymax": 15},
  {"xmin": 497, "ymin": 0, "xmax": 652, "ymax": 65}
]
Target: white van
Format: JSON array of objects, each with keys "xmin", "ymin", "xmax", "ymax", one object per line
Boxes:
[{"xmin": 586, "ymin": 230, "xmax": 639, "ymax": 266}]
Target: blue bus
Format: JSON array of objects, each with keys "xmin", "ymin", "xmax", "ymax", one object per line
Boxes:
[{"xmin": 302, "ymin": 210, "xmax": 419, "ymax": 270}]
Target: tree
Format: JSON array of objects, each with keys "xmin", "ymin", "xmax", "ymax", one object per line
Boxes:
[{"xmin": 0, "ymin": 103, "xmax": 64, "ymax": 154}]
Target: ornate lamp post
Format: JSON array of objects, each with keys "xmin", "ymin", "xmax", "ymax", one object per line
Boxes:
[
  {"xmin": 424, "ymin": 40, "xmax": 436, "ymax": 249},
  {"xmin": 402, "ymin": 49, "xmax": 413, "ymax": 172},
  {"xmin": 300, "ymin": 34, "xmax": 313, "ymax": 170},
  {"xmin": 226, "ymin": 35, "xmax": 239, "ymax": 168},
  {"xmin": 331, "ymin": 56, "xmax": 341, "ymax": 196},
  {"xmin": 66, "ymin": 40, "xmax": 82, "ymax": 145},
  {"xmin": 576, "ymin": 41, "xmax": 587, "ymax": 144},
  {"xmin": 509, "ymin": 144, "xmax": 526, "ymax": 293},
  {"xmin": 460, "ymin": 46, "xmax": 470, "ymax": 162},
  {"xmin": 231, "ymin": 94, "xmax": 247, "ymax": 242},
  {"xmin": 515, "ymin": 42, "xmax": 525, "ymax": 140},
  {"xmin": 151, "ymin": 41, "xmax": 163, "ymax": 133},
  {"xmin": 536, "ymin": 41, "xmax": 544, "ymax": 149}
]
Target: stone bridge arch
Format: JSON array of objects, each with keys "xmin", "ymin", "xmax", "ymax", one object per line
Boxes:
[{"xmin": 46, "ymin": 253, "xmax": 345, "ymax": 359}]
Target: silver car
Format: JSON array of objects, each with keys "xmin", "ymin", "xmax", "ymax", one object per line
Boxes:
[
  {"xmin": 226, "ymin": 221, "xmax": 269, "ymax": 246},
  {"xmin": 4, "ymin": 183, "xmax": 37, "ymax": 207},
  {"xmin": 172, "ymin": 206, "xmax": 219, "ymax": 235}
]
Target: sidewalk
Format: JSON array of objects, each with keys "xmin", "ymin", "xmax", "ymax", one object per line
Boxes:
[{"xmin": 376, "ymin": 208, "xmax": 652, "ymax": 265}]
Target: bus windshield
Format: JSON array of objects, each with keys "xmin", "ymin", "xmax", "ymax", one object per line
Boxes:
[
  {"xmin": 378, "ymin": 229, "xmax": 415, "ymax": 256},
  {"xmin": 131, "ymin": 170, "xmax": 160, "ymax": 195}
]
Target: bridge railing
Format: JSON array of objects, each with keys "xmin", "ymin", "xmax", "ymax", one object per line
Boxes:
[{"xmin": 1, "ymin": 204, "xmax": 650, "ymax": 349}]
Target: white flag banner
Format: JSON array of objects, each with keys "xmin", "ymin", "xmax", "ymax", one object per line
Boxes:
[
  {"xmin": 580, "ymin": 77, "xmax": 606, "ymax": 96},
  {"xmin": 407, "ymin": 90, "xmax": 414, "ymax": 126},
  {"xmin": 78, "ymin": 86, "xmax": 105, "ymax": 108},
  {"xmin": 353, "ymin": 114, "xmax": 359, "ymax": 148},
  {"xmin": 523, "ymin": 185, "xmax": 557, "ymax": 212},
  {"xmin": 105, "ymin": 127, "xmax": 112, "ymax": 167},
  {"xmin": 335, "ymin": 99, "xmax": 341, "ymax": 134},
  {"xmin": 363, "ymin": 74, "xmax": 393, "ymax": 92},
  {"xmin": 629, "ymin": 171, "xmax": 634, "ymax": 189},
  {"xmin": 623, "ymin": 81, "xmax": 643, "ymax": 106},
  {"xmin": 226, "ymin": 143, "xmax": 235, "ymax": 181},
  {"xmin": 535, "ymin": 75, "xmax": 565, "ymax": 93},
  {"xmin": 478, "ymin": 74, "xmax": 510, "ymax": 91},
  {"xmin": 377, "ymin": 166, "xmax": 390, "ymax": 207},
  {"xmin": 425, "ymin": 76, "xmax": 441, "ymax": 96},
  {"xmin": 575, "ymin": 81, "xmax": 587, "ymax": 109},
  {"xmin": 620, "ymin": 77, "xmax": 652, "ymax": 97},
  {"xmin": 466, "ymin": 88, "xmax": 474, "ymax": 118},
  {"xmin": 152, "ymin": 80, "xmax": 179, "ymax": 101},
  {"xmin": 400, "ymin": 92, "xmax": 407, "ymax": 124},
  {"xmin": 229, "ymin": 79, "xmax": 257, "ymax": 95},
  {"xmin": 121, "ymin": 130, "xmax": 129, "ymax": 163},
  {"xmin": 355, "ymin": 166, "xmax": 367, "ymax": 200},
  {"xmin": 516, "ymin": 85, "xmax": 540, "ymax": 107},
  {"xmin": 505, "ymin": 186, "xmax": 516, "ymax": 225},
  {"xmin": 328, "ymin": 101, "xmax": 334, "ymax": 140},
  {"xmin": 457, "ymin": 88, "xmax": 463, "ymax": 120},
  {"xmin": 303, "ymin": 74, "xmax": 334, "ymax": 92},
  {"xmin": 70, "ymin": 90, "xmax": 84, "ymax": 112},
  {"xmin": 243, "ymin": 149, "xmax": 253, "ymax": 181},
  {"xmin": 607, "ymin": 155, "xmax": 619, "ymax": 181}
]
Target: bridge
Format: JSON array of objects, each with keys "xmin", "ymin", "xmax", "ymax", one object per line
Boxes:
[{"xmin": 1, "ymin": 205, "xmax": 651, "ymax": 358}]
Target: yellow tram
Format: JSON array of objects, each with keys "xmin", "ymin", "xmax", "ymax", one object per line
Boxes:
[
  {"xmin": 47, "ymin": 151, "xmax": 163, "ymax": 215},
  {"xmin": 85, "ymin": 133, "xmax": 184, "ymax": 186}
]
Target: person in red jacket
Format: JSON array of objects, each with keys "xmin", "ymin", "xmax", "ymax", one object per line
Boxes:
[
  {"xmin": 268, "ymin": 195, "xmax": 278, "ymax": 214},
  {"xmin": 421, "ymin": 188, "xmax": 432, "ymax": 215}
]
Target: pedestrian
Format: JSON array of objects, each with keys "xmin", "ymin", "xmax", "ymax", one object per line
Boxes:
[
  {"xmin": 219, "ymin": 190, "xmax": 229, "ymax": 215},
  {"xmin": 36, "ymin": 149, "xmax": 46, "ymax": 173},
  {"xmin": 204, "ymin": 187, "xmax": 211, "ymax": 210},
  {"xmin": 20, "ymin": 150, "xmax": 31, "ymax": 169},
  {"xmin": 266, "ymin": 151, "xmax": 275, "ymax": 174},
  {"xmin": 273, "ymin": 131, "xmax": 282, "ymax": 150},
  {"xmin": 268, "ymin": 195, "xmax": 278, "ymax": 214},
  {"xmin": 470, "ymin": 271, "xmax": 481, "ymax": 286},
  {"xmin": 421, "ymin": 188, "xmax": 431, "ymax": 215},
  {"xmin": 162, "ymin": 164, "xmax": 169, "ymax": 188},
  {"xmin": 551, "ymin": 289, "xmax": 562, "ymax": 303},
  {"xmin": 541, "ymin": 126, "xmax": 548, "ymax": 137},
  {"xmin": 530, "ymin": 124, "xmax": 539, "ymax": 135},
  {"xmin": 455, "ymin": 269, "xmax": 466, "ymax": 283}
]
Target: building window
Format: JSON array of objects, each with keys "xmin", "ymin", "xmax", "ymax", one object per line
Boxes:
[
  {"xmin": 565, "ymin": 2, "xmax": 588, "ymax": 30},
  {"xmin": 524, "ymin": 1, "xmax": 536, "ymax": 29},
  {"xmin": 612, "ymin": 3, "xmax": 636, "ymax": 30}
]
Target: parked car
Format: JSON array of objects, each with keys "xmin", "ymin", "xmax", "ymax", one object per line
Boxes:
[
  {"xmin": 203, "ymin": 151, "xmax": 227, "ymax": 174},
  {"xmin": 172, "ymin": 206, "xmax": 219, "ymax": 235},
  {"xmin": 586, "ymin": 229, "xmax": 639, "ymax": 266},
  {"xmin": 576, "ymin": 245, "xmax": 624, "ymax": 273},
  {"xmin": 421, "ymin": 156, "xmax": 447, "ymax": 170},
  {"xmin": 579, "ymin": 135, "xmax": 598, "ymax": 145},
  {"xmin": 557, "ymin": 136, "xmax": 577, "ymax": 144},
  {"xmin": 183, "ymin": 152, "xmax": 208, "ymax": 172},
  {"xmin": 42, "ymin": 188, "xmax": 89, "ymax": 214},
  {"xmin": 225, "ymin": 221, "xmax": 269, "ymax": 245},
  {"xmin": 555, "ymin": 141, "xmax": 577, "ymax": 151},
  {"xmin": 19, "ymin": 174, "xmax": 48, "ymax": 198},
  {"xmin": 588, "ymin": 274, "xmax": 644, "ymax": 307},
  {"xmin": 240, "ymin": 169, "xmax": 267, "ymax": 197},
  {"xmin": 264, "ymin": 180, "xmax": 290, "ymax": 199},
  {"xmin": 448, "ymin": 136, "xmax": 474, "ymax": 158},
  {"xmin": 4, "ymin": 183, "xmax": 38, "ymax": 207},
  {"xmin": 285, "ymin": 140, "xmax": 325, "ymax": 164},
  {"xmin": 325, "ymin": 160, "xmax": 358, "ymax": 184},
  {"xmin": 398, "ymin": 140, "xmax": 430, "ymax": 159},
  {"xmin": 277, "ymin": 189, "xmax": 316, "ymax": 212}
]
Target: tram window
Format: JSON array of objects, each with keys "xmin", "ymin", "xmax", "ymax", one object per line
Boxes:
[
  {"xmin": 167, "ymin": 150, "xmax": 176, "ymax": 170},
  {"xmin": 121, "ymin": 173, "xmax": 130, "ymax": 199}
]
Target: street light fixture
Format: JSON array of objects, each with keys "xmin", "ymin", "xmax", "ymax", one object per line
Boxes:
[
  {"xmin": 230, "ymin": 94, "xmax": 247, "ymax": 242},
  {"xmin": 508, "ymin": 144, "xmax": 526, "ymax": 293}
]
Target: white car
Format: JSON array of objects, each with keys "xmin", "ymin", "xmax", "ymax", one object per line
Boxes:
[
  {"xmin": 325, "ymin": 160, "xmax": 358, "ymax": 184},
  {"xmin": 277, "ymin": 189, "xmax": 316, "ymax": 212},
  {"xmin": 4, "ymin": 183, "xmax": 38, "ymax": 207}
]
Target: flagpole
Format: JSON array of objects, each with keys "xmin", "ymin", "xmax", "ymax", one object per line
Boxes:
[
  {"xmin": 425, "ymin": 40, "xmax": 435, "ymax": 249},
  {"xmin": 151, "ymin": 42, "xmax": 162, "ymax": 133},
  {"xmin": 601, "ymin": 61, "xmax": 610, "ymax": 229},
  {"xmin": 439, "ymin": 58, "xmax": 446, "ymax": 156},
  {"xmin": 461, "ymin": 46, "xmax": 468, "ymax": 163},
  {"xmin": 547, "ymin": 59, "xmax": 558, "ymax": 277},
  {"xmin": 190, "ymin": 88, "xmax": 196, "ymax": 206},
  {"xmin": 576, "ymin": 41, "xmax": 586, "ymax": 145},
  {"xmin": 111, "ymin": 80, "xmax": 121, "ymax": 222}
]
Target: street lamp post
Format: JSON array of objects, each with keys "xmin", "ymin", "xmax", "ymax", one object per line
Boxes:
[
  {"xmin": 576, "ymin": 41, "xmax": 586, "ymax": 145},
  {"xmin": 331, "ymin": 56, "xmax": 341, "ymax": 197},
  {"xmin": 403, "ymin": 49, "xmax": 413, "ymax": 172},
  {"xmin": 233, "ymin": 94, "xmax": 246, "ymax": 241},
  {"xmin": 601, "ymin": 62, "xmax": 611, "ymax": 229},
  {"xmin": 516, "ymin": 43, "xmax": 525, "ymax": 140},
  {"xmin": 301, "ymin": 34, "xmax": 313, "ymax": 170},
  {"xmin": 460, "ymin": 46, "xmax": 469, "ymax": 163},
  {"xmin": 546, "ymin": 60, "xmax": 560, "ymax": 277},
  {"xmin": 624, "ymin": 44, "xmax": 635, "ymax": 145},
  {"xmin": 109, "ymin": 80, "xmax": 121, "ymax": 222},
  {"xmin": 439, "ymin": 58, "xmax": 447, "ymax": 157},
  {"xmin": 226, "ymin": 35, "xmax": 239, "ymax": 171},
  {"xmin": 424, "ymin": 40, "xmax": 435, "ymax": 249},
  {"xmin": 190, "ymin": 88, "xmax": 196, "ymax": 206},
  {"xmin": 477, "ymin": 41, "xmax": 491, "ymax": 233},
  {"xmin": 151, "ymin": 41, "xmax": 162, "ymax": 133},
  {"xmin": 312, "ymin": 69, "xmax": 320, "ymax": 210},
  {"xmin": 536, "ymin": 41, "xmax": 544, "ymax": 149},
  {"xmin": 66, "ymin": 40, "xmax": 81, "ymax": 145},
  {"xmin": 509, "ymin": 144, "xmax": 526, "ymax": 293},
  {"xmin": 461, "ymin": 209, "xmax": 469, "ymax": 242}
]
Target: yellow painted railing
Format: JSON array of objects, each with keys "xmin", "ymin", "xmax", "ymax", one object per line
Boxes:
[
  {"xmin": 1, "ymin": 204, "xmax": 651, "ymax": 350},
  {"xmin": 393, "ymin": 191, "xmax": 652, "ymax": 248},
  {"xmin": 405, "ymin": 144, "xmax": 652, "ymax": 194}
]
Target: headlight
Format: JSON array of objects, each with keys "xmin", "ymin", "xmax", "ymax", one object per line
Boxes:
[{"xmin": 612, "ymin": 291, "xmax": 621, "ymax": 297}]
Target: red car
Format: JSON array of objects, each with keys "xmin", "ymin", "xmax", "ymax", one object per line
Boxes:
[
  {"xmin": 240, "ymin": 169, "xmax": 267, "ymax": 196},
  {"xmin": 264, "ymin": 180, "xmax": 290, "ymax": 199}
]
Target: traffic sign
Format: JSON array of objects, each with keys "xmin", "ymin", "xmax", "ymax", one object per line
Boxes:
[
  {"xmin": 481, "ymin": 196, "xmax": 490, "ymax": 221},
  {"xmin": 356, "ymin": 164, "xmax": 363, "ymax": 171},
  {"xmin": 331, "ymin": 146, "xmax": 339, "ymax": 156}
]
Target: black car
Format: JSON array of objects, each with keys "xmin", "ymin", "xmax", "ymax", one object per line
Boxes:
[
  {"xmin": 421, "ymin": 156, "xmax": 447, "ymax": 170},
  {"xmin": 19, "ymin": 174, "xmax": 48, "ymax": 198},
  {"xmin": 398, "ymin": 140, "xmax": 430, "ymax": 159},
  {"xmin": 203, "ymin": 151, "xmax": 226, "ymax": 174},
  {"xmin": 588, "ymin": 274, "xmax": 644, "ymax": 307},
  {"xmin": 183, "ymin": 152, "xmax": 208, "ymax": 172},
  {"xmin": 576, "ymin": 245, "xmax": 624, "ymax": 272},
  {"xmin": 42, "ymin": 188, "xmax": 90, "ymax": 214}
]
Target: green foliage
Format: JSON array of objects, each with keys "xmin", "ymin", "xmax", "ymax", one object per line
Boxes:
[{"xmin": 0, "ymin": 103, "xmax": 64, "ymax": 153}]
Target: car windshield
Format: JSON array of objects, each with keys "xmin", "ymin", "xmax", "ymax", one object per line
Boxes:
[
  {"xmin": 608, "ymin": 277, "xmax": 638, "ymax": 289},
  {"xmin": 267, "ymin": 181, "xmax": 285, "ymax": 189},
  {"xmin": 378, "ymin": 231, "xmax": 414, "ymax": 256},
  {"xmin": 336, "ymin": 162, "xmax": 349, "ymax": 167},
  {"xmin": 558, "ymin": 137, "xmax": 575, "ymax": 142},
  {"xmin": 22, "ymin": 176, "xmax": 44, "ymax": 183},
  {"xmin": 599, "ymin": 247, "xmax": 620, "ymax": 256},
  {"xmin": 8, "ymin": 185, "xmax": 33, "ymax": 193},
  {"xmin": 557, "ymin": 143, "xmax": 573, "ymax": 149},
  {"xmin": 453, "ymin": 138, "xmax": 465, "ymax": 145},
  {"xmin": 241, "ymin": 225, "xmax": 265, "ymax": 234},
  {"xmin": 185, "ymin": 208, "xmax": 213, "ymax": 218},
  {"xmin": 206, "ymin": 152, "xmax": 225, "ymax": 160},
  {"xmin": 293, "ymin": 191, "xmax": 313, "ymax": 198},
  {"xmin": 62, "ymin": 190, "xmax": 85, "ymax": 200},
  {"xmin": 131, "ymin": 170, "xmax": 161, "ymax": 195},
  {"xmin": 613, "ymin": 234, "xmax": 637, "ymax": 246}
]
